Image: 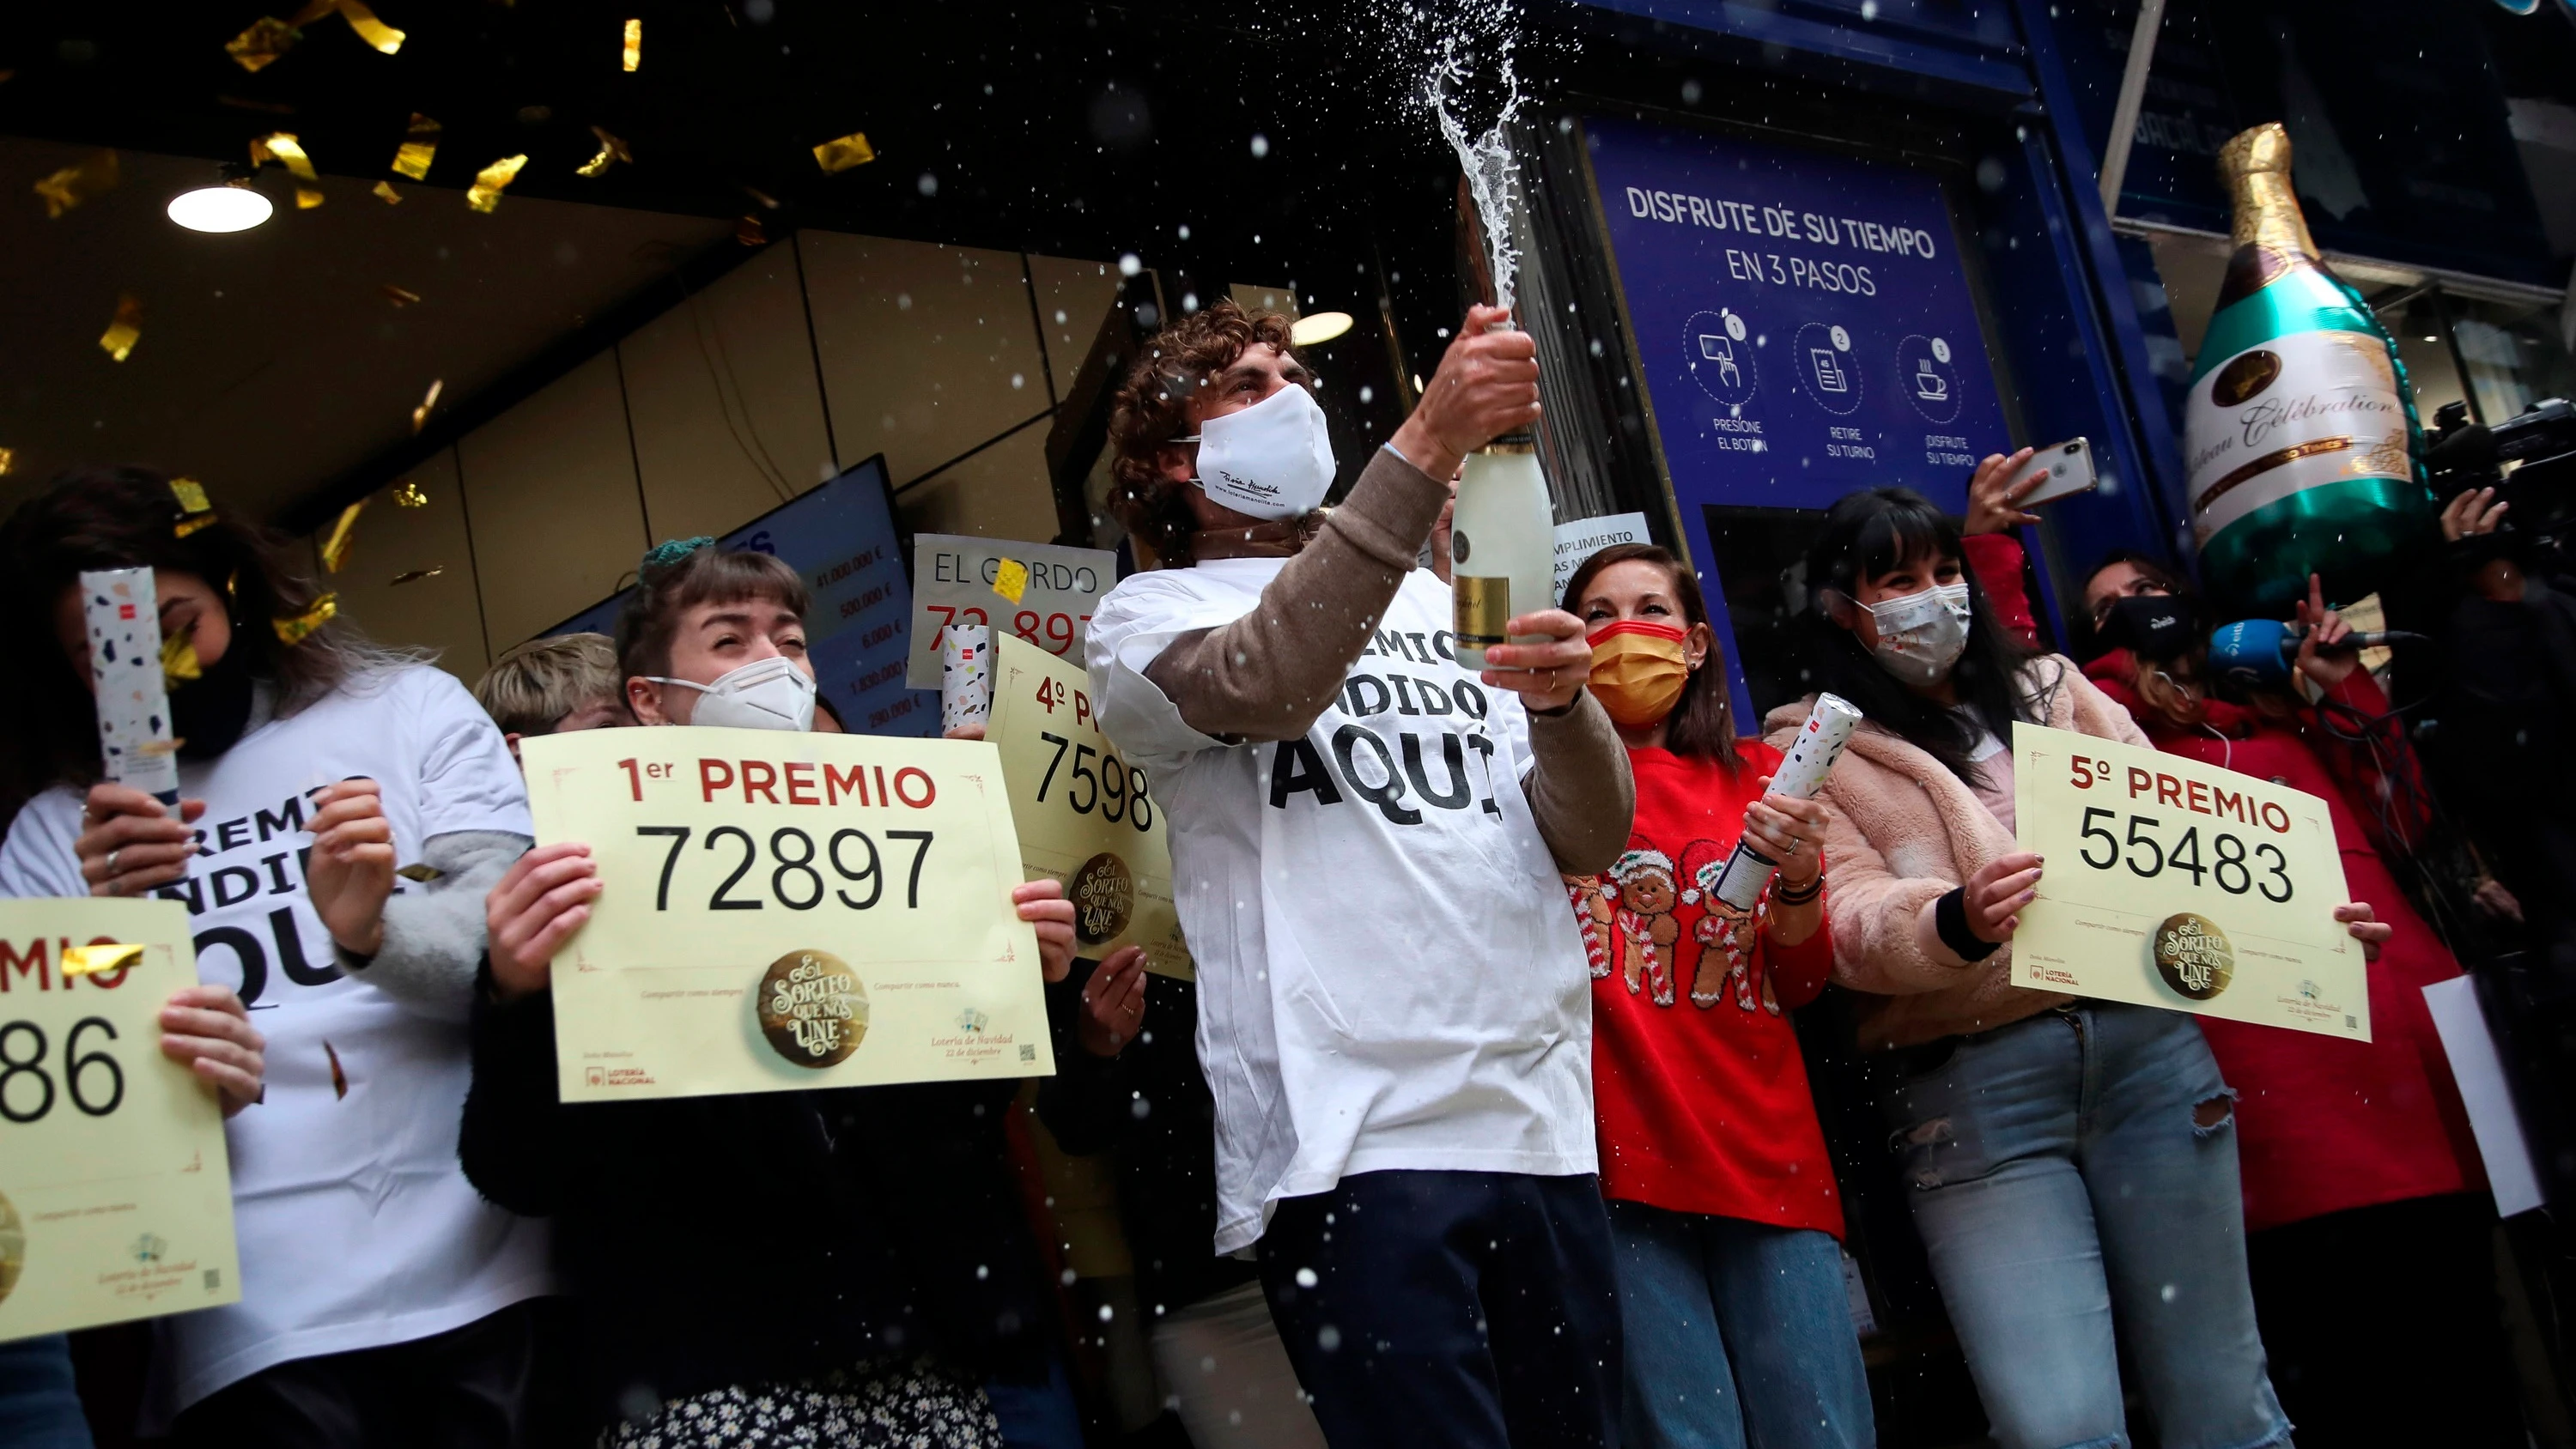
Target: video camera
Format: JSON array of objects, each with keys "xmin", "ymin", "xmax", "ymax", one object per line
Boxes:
[{"xmin": 2426, "ymin": 396, "xmax": 2576, "ymax": 498}]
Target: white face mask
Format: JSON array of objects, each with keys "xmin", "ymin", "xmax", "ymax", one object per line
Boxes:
[
  {"xmin": 1185, "ymin": 381, "xmax": 1337, "ymax": 520},
  {"xmin": 1860, "ymin": 581, "xmax": 1973, "ymax": 686},
  {"xmin": 647, "ymin": 655, "xmax": 816, "ymax": 731}
]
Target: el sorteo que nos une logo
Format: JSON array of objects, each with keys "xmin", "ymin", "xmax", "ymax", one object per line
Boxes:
[
  {"xmin": 2153, "ymin": 912, "xmax": 2235, "ymax": 1001},
  {"xmin": 756, "ymin": 949, "xmax": 869, "ymax": 1068},
  {"xmin": 1070, "ymin": 852, "xmax": 1135, "ymax": 946}
]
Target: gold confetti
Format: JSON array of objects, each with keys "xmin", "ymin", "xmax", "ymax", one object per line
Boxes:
[
  {"xmin": 382, "ymin": 283, "xmax": 419, "ymax": 306},
  {"xmin": 274, "ymin": 593, "xmax": 337, "ymax": 645},
  {"xmin": 392, "ymin": 479, "xmax": 428, "ymax": 507},
  {"xmin": 321, "ymin": 500, "xmax": 365, "ymax": 573},
  {"xmin": 811, "ymin": 132, "xmax": 876, "ymax": 173},
  {"xmin": 389, "ymin": 566, "xmax": 444, "ymax": 585},
  {"xmin": 0, "ymin": 446, "xmax": 14, "ymax": 476},
  {"xmin": 411, "ymin": 378, "xmax": 443, "ymax": 432},
  {"xmin": 390, "ymin": 112, "xmax": 438, "ymax": 180},
  {"xmin": 172, "ymin": 477, "xmax": 218, "ymax": 536},
  {"xmin": 465, "ymin": 154, "xmax": 526, "ymax": 212},
  {"xmin": 331, "ymin": 0, "xmax": 405, "ymax": 54},
  {"xmin": 742, "ymin": 185, "xmax": 780, "ymax": 210},
  {"xmin": 396, "ymin": 863, "xmax": 444, "ymax": 882},
  {"xmin": 251, "ymin": 131, "xmax": 324, "ymax": 209},
  {"xmin": 736, "ymin": 215, "xmax": 766, "ymax": 246},
  {"xmin": 161, "ymin": 631, "xmax": 203, "ymax": 687},
  {"xmin": 100, "ymin": 294, "xmax": 143, "ymax": 362},
  {"xmin": 993, "ymin": 558, "xmax": 1030, "ymax": 604},
  {"xmin": 224, "ymin": 16, "xmax": 299, "ymax": 72},
  {"xmin": 324, "ymin": 1039, "xmax": 348, "ymax": 1098},
  {"xmin": 33, "ymin": 149, "xmax": 118, "ymax": 217},
  {"xmin": 62, "ymin": 944, "xmax": 144, "ymax": 979},
  {"xmin": 622, "ymin": 17, "xmax": 641, "ymax": 70},
  {"xmin": 372, "ymin": 180, "xmax": 401, "ymax": 203},
  {"xmin": 574, "ymin": 126, "xmax": 631, "ymax": 178}
]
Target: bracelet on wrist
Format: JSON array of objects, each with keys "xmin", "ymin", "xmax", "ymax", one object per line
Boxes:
[{"xmin": 1773, "ymin": 874, "xmax": 1823, "ymax": 906}]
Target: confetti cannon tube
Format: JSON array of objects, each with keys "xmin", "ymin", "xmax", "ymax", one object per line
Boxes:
[
  {"xmin": 81, "ymin": 567, "xmax": 183, "ymax": 813},
  {"xmin": 1711, "ymin": 692, "xmax": 1861, "ymax": 910},
  {"xmin": 941, "ymin": 623, "xmax": 993, "ymax": 734}
]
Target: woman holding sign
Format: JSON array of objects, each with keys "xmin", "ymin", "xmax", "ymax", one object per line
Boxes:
[
  {"xmin": 1768, "ymin": 488, "xmax": 2390, "ymax": 1449},
  {"xmin": 1558, "ymin": 543, "xmax": 1870, "ymax": 1449},
  {"xmin": 2069, "ymin": 578, "xmax": 2519, "ymax": 1448},
  {"xmin": 0, "ymin": 466, "xmax": 557, "ymax": 1446},
  {"xmin": 465, "ymin": 540, "xmax": 1080, "ymax": 1447}
]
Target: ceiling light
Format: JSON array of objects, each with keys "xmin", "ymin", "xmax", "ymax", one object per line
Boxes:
[
  {"xmin": 167, "ymin": 185, "xmax": 272, "ymax": 233},
  {"xmin": 1291, "ymin": 310, "xmax": 1355, "ymax": 347}
]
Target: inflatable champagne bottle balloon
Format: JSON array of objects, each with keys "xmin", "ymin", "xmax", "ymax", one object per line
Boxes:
[{"xmin": 2185, "ymin": 122, "xmax": 2431, "ymax": 613}]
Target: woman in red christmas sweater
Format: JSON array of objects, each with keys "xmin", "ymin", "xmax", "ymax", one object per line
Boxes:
[
  {"xmin": 1959, "ymin": 449, "xmax": 2519, "ymax": 1448},
  {"xmin": 1562, "ymin": 543, "xmax": 1868, "ymax": 1449}
]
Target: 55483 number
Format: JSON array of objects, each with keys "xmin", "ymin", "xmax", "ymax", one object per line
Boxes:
[
  {"xmin": 2075, "ymin": 808, "xmax": 2292, "ymax": 902},
  {"xmin": 633, "ymin": 826, "xmax": 935, "ymax": 912}
]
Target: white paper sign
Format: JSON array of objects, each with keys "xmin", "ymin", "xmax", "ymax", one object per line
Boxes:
[
  {"xmin": 1552, "ymin": 512, "xmax": 1653, "ymax": 606},
  {"xmin": 2422, "ymin": 975, "xmax": 2544, "ymax": 1218},
  {"xmin": 905, "ymin": 535, "xmax": 1117, "ymax": 690}
]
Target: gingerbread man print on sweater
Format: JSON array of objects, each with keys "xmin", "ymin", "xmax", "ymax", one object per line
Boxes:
[
  {"xmin": 1686, "ymin": 844, "xmax": 1776, "ymax": 1015},
  {"xmin": 1609, "ymin": 846, "xmax": 1682, "ymax": 1006}
]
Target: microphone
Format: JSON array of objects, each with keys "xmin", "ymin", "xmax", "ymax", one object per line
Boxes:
[{"xmin": 2208, "ymin": 618, "xmax": 2427, "ymax": 686}]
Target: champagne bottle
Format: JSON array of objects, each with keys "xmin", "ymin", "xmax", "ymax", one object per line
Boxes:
[
  {"xmin": 2185, "ymin": 122, "xmax": 2428, "ymax": 614},
  {"xmin": 1449, "ymin": 433, "xmax": 1558, "ymax": 670}
]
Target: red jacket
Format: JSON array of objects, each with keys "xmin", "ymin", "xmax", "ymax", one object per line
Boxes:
[
  {"xmin": 2081, "ymin": 655, "xmax": 2483, "ymax": 1230},
  {"xmin": 1576, "ymin": 741, "xmax": 1844, "ymax": 1238}
]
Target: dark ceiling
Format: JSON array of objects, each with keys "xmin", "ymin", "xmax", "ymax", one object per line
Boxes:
[{"xmin": 0, "ymin": 1, "xmax": 1528, "ymax": 523}]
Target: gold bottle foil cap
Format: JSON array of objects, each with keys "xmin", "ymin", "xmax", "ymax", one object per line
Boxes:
[
  {"xmin": 2216, "ymin": 122, "xmax": 2318, "ymax": 262},
  {"xmin": 1478, "ymin": 432, "xmax": 1538, "ymax": 455},
  {"xmin": 757, "ymin": 949, "xmax": 867, "ymax": 1067}
]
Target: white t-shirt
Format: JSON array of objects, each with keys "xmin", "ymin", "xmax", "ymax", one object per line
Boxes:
[
  {"xmin": 0, "ymin": 665, "xmax": 552, "ymax": 1418},
  {"xmin": 1088, "ymin": 560, "xmax": 1596, "ymax": 1254}
]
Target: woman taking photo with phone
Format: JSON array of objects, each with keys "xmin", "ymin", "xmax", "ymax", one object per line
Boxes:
[
  {"xmin": 1770, "ymin": 486, "xmax": 2391, "ymax": 1449},
  {"xmin": 1561, "ymin": 543, "xmax": 1870, "ymax": 1449}
]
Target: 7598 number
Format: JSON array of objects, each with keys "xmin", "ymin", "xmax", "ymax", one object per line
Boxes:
[
  {"xmin": 634, "ymin": 826, "xmax": 935, "ymax": 912},
  {"xmin": 2075, "ymin": 808, "xmax": 2292, "ymax": 902},
  {"xmin": 1036, "ymin": 732, "xmax": 1152, "ymax": 830}
]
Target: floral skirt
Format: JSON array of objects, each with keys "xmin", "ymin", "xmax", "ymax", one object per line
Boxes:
[{"xmin": 601, "ymin": 1357, "xmax": 1001, "ymax": 1449}]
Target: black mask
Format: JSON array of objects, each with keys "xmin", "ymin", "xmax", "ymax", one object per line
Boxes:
[
  {"xmin": 172, "ymin": 639, "xmax": 258, "ymax": 761},
  {"xmin": 2099, "ymin": 593, "xmax": 2196, "ymax": 663}
]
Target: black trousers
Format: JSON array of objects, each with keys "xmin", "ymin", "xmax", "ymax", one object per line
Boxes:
[
  {"xmin": 173, "ymin": 1297, "xmax": 577, "ymax": 1449},
  {"xmin": 2246, "ymin": 1191, "xmax": 2526, "ymax": 1448},
  {"xmin": 1258, "ymin": 1170, "xmax": 1621, "ymax": 1449}
]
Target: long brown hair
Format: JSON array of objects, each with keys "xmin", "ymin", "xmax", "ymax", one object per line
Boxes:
[
  {"xmin": 0, "ymin": 464, "xmax": 404, "ymax": 807},
  {"xmin": 1561, "ymin": 542, "xmax": 1740, "ymax": 770}
]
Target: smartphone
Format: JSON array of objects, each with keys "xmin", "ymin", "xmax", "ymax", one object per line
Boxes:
[{"xmin": 2015, "ymin": 438, "xmax": 2098, "ymax": 505}]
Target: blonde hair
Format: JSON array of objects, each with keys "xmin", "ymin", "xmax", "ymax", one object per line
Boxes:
[{"xmin": 474, "ymin": 633, "xmax": 623, "ymax": 736}]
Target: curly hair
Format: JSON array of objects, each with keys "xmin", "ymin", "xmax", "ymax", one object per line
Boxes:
[{"xmin": 1104, "ymin": 300, "xmax": 1300, "ymax": 568}]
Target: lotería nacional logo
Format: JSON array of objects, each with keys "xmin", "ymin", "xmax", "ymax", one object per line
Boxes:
[
  {"xmin": 1070, "ymin": 852, "xmax": 1135, "ymax": 946},
  {"xmin": 756, "ymin": 949, "xmax": 869, "ymax": 1068},
  {"xmin": 2154, "ymin": 912, "xmax": 2235, "ymax": 1001},
  {"xmin": 955, "ymin": 1007, "xmax": 989, "ymax": 1034},
  {"xmin": 131, "ymin": 1233, "xmax": 167, "ymax": 1264}
]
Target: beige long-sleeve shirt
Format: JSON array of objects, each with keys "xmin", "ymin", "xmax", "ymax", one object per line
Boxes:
[{"xmin": 1141, "ymin": 446, "xmax": 1633, "ymax": 873}]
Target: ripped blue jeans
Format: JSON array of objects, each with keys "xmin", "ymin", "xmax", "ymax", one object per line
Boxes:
[{"xmin": 1884, "ymin": 1002, "xmax": 2290, "ymax": 1449}]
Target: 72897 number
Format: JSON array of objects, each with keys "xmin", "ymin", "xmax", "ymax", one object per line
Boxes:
[
  {"xmin": 2075, "ymin": 808, "xmax": 2291, "ymax": 902},
  {"xmin": 632, "ymin": 826, "xmax": 934, "ymax": 912}
]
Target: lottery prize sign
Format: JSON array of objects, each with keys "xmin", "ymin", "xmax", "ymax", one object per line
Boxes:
[
  {"xmin": 2009, "ymin": 723, "xmax": 2365, "ymax": 1040},
  {"xmin": 0, "ymin": 899, "xmax": 240, "ymax": 1342},
  {"xmin": 986, "ymin": 634, "xmax": 1193, "ymax": 980},
  {"xmin": 904, "ymin": 534, "xmax": 1117, "ymax": 689},
  {"xmin": 524, "ymin": 727, "xmax": 1055, "ymax": 1104}
]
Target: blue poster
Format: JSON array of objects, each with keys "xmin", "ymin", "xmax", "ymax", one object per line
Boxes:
[
  {"xmin": 544, "ymin": 454, "xmax": 933, "ymax": 737},
  {"xmin": 1585, "ymin": 114, "xmax": 2012, "ymax": 522}
]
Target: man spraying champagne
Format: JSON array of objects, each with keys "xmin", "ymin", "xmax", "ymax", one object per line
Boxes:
[{"xmin": 1090, "ymin": 299, "xmax": 1634, "ymax": 1449}]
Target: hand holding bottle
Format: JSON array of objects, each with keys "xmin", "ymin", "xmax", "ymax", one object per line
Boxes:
[
  {"xmin": 1478, "ymin": 609, "xmax": 1593, "ymax": 712},
  {"xmin": 1390, "ymin": 305, "xmax": 1541, "ymax": 485}
]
